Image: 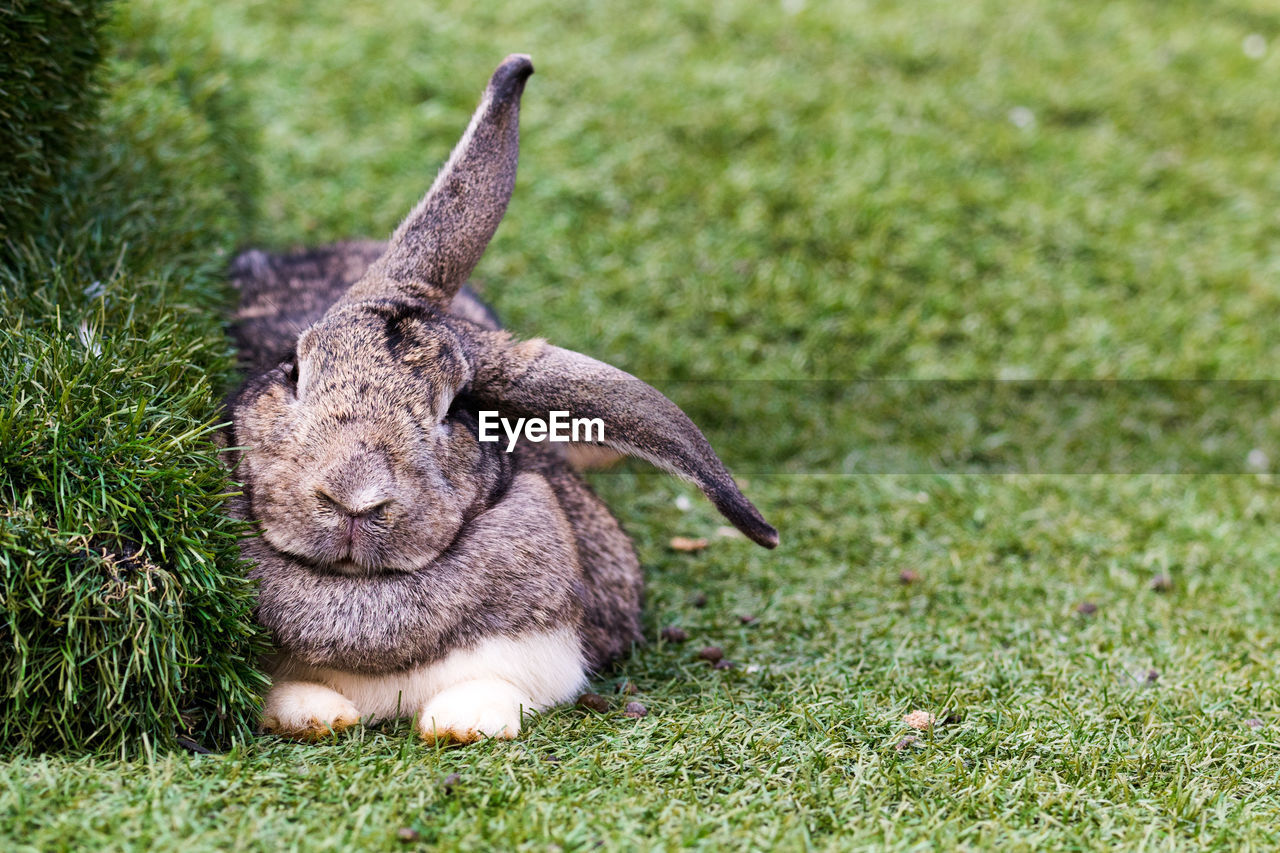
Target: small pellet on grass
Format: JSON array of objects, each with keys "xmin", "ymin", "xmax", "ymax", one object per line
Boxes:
[
  {"xmin": 699, "ymin": 646, "xmax": 725, "ymax": 664},
  {"xmin": 660, "ymin": 626, "xmax": 689, "ymax": 643},
  {"xmin": 576, "ymin": 694, "xmax": 609, "ymax": 713}
]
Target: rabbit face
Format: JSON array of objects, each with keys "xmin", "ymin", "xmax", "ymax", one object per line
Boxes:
[{"xmin": 233, "ymin": 302, "xmax": 500, "ymax": 576}]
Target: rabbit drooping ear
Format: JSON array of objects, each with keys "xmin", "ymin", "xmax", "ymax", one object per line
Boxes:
[
  {"xmin": 464, "ymin": 332, "xmax": 780, "ymax": 549},
  {"xmin": 346, "ymin": 54, "xmax": 533, "ymax": 307}
]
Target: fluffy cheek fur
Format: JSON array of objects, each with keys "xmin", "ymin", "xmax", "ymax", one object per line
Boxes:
[
  {"xmin": 262, "ymin": 627, "xmax": 587, "ymax": 742},
  {"xmin": 233, "ymin": 376, "xmax": 482, "ymax": 572}
]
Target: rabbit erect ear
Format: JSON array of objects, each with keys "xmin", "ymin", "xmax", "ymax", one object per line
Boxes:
[
  {"xmin": 465, "ymin": 332, "xmax": 780, "ymax": 549},
  {"xmin": 348, "ymin": 55, "xmax": 533, "ymax": 307}
]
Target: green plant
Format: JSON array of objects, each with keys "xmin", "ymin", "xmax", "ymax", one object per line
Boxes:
[
  {"xmin": 0, "ymin": 0, "xmax": 112, "ymax": 240},
  {"xmin": 0, "ymin": 4, "xmax": 269, "ymax": 753}
]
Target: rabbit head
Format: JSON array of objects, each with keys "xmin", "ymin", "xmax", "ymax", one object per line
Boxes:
[{"xmin": 231, "ymin": 55, "xmax": 777, "ymax": 580}]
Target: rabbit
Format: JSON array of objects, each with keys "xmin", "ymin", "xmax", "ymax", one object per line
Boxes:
[{"xmin": 226, "ymin": 54, "xmax": 778, "ymax": 744}]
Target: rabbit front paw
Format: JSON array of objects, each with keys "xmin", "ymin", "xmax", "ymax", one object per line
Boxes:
[
  {"xmin": 262, "ymin": 681, "xmax": 362, "ymax": 741},
  {"xmin": 418, "ymin": 679, "xmax": 533, "ymax": 744}
]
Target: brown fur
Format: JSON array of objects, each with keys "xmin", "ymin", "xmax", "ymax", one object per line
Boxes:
[{"xmin": 228, "ymin": 55, "xmax": 775, "ymax": 683}]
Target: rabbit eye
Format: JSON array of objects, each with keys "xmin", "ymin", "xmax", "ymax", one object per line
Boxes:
[
  {"xmin": 279, "ymin": 359, "xmax": 299, "ymax": 391},
  {"xmin": 447, "ymin": 389, "xmax": 474, "ymax": 417}
]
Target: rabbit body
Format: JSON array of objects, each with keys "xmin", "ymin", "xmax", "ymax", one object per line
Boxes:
[
  {"xmin": 230, "ymin": 242, "xmax": 643, "ymax": 741},
  {"xmin": 228, "ymin": 56, "xmax": 775, "ymax": 743}
]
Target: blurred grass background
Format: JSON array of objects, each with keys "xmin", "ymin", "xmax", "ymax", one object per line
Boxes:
[
  {"xmin": 210, "ymin": 0, "xmax": 1280, "ymax": 380},
  {"xmin": 4, "ymin": 0, "xmax": 1280, "ymax": 849}
]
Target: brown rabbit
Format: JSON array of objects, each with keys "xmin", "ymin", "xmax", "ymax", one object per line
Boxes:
[{"xmin": 227, "ymin": 55, "xmax": 777, "ymax": 744}]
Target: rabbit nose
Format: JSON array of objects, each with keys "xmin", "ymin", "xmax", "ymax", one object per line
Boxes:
[{"xmin": 315, "ymin": 487, "xmax": 393, "ymax": 520}]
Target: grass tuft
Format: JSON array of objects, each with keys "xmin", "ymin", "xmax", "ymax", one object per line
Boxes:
[
  {"xmin": 0, "ymin": 0, "xmax": 112, "ymax": 240},
  {"xmin": 0, "ymin": 2, "xmax": 269, "ymax": 753}
]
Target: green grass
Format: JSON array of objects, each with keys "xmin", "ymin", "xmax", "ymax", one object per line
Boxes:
[
  {"xmin": 0, "ymin": 0, "xmax": 111, "ymax": 240},
  {"xmin": 5, "ymin": 0, "xmax": 1280, "ymax": 848},
  {"xmin": 0, "ymin": 4, "xmax": 268, "ymax": 751}
]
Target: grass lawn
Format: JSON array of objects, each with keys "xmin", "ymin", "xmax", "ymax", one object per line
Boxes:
[{"xmin": 5, "ymin": 0, "xmax": 1280, "ymax": 848}]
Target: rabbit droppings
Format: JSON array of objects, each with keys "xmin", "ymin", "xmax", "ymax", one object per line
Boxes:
[{"xmin": 227, "ymin": 55, "xmax": 777, "ymax": 744}]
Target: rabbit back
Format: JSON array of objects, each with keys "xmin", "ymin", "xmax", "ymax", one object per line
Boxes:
[{"xmin": 230, "ymin": 241, "xmax": 500, "ymax": 372}]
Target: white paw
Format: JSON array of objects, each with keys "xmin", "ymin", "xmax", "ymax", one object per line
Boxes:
[
  {"xmin": 262, "ymin": 681, "xmax": 362, "ymax": 741},
  {"xmin": 418, "ymin": 679, "xmax": 533, "ymax": 744}
]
